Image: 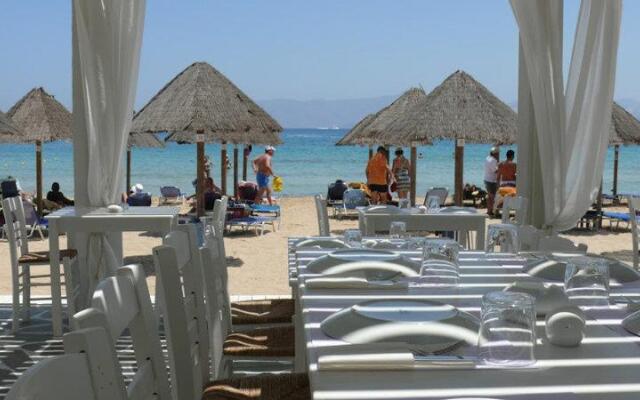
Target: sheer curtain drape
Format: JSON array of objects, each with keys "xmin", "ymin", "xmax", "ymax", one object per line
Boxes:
[
  {"xmin": 72, "ymin": 0, "xmax": 146, "ymax": 295},
  {"xmin": 511, "ymin": 0, "xmax": 622, "ymax": 232}
]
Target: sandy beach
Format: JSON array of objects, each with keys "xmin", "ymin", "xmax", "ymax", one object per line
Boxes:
[{"xmin": 0, "ymin": 196, "xmax": 635, "ymax": 297}]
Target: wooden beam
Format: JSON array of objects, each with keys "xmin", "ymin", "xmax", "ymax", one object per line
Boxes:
[
  {"xmin": 242, "ymin": 145, "xmax": 248, "ymax": 181},
  {"xmin": 126, "ymin": 148, "xmax": 131, "ymax": 194},
  {"xmin": 233, "ymin": 145, "xmax": 239, "ymax": 198},
  {"xmin": 368, "ymin": 146, "xmax": 373, "ymax": 160},
  {"xmin": 410, "ymin": 146, "xmax": 417, "ymax": 207},
  {"xmin": 35, "ymin": 140, "xmax": 43, "ymax": 217},
  {"xmin": 196, "ymin": 130, "xmax": 205, "ymax": 217},
  {"xmin": 221, "ymin": 142, "xmax": 227, "ymax": 195},
  {"xmin": 613, "ymin": 144, "xmax": 620, "ymax": 198},
  {"xmin": 454, "ymin": 139, "xmax": 464, "ymax": 206}
]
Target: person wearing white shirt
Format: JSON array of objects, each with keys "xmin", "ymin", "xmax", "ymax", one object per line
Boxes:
[{"xmin": 484, "ymin": 147, "xmax": 499, "ymax": 216}]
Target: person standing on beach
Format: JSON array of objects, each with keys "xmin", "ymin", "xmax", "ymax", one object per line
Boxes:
[
  {"xmin": 497, "ymin": 149, "xmax": 517, "ymax": 187},
  {"xmin": 392, "ymin": 148, "xmax": 411, "ymax": 200},
  {"xmin": 484, "ymin": 147, "xmax": 499, "ymax": 216},
  {"xmin": 366, "ymin": 146, "xmax": 393, "ymax": 205},
  {"xmin": 253, "ymin": 146, "xmax": 276, "ymax": 205}
]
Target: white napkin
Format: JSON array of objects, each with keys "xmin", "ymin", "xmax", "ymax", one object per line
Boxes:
[
  {"xmin": 545, "ymin": 305, "xmax": 586, "ymax": 347},
  {"xmin": 305, "ymin": 275, "xmax": 407, "ymax": 290},
  {"xmin": 504, "ymin": 280, "xmax": 569, "ymax": 316}
]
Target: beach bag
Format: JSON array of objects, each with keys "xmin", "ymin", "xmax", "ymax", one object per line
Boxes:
[{"xmin": 273, "ymin": 176, "xmax": 283, "ymax": 192}]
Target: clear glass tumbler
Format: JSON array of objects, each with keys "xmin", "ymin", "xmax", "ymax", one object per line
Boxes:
[
  {"xmin": 564, "ymin": 257, "xmax": 610, "ymax": 307},
  {"xmin": 389, "ymin": 221, "xmax": 407, "ymax": 239},
  {"xmin": 422, "ymin": 238, "xmax": 460, "ymax": 264},
  {"xmin": 485, "ymin": 224, "xmax": 520, "ymax": 254},
  {"xmin": 343, "ymin": 229, "xmax": 363, "ymax": 248},
  {"xmin": 413, "ymin": 239, "xmax": 461, "ymax": 287},
  {"xmin": 478, "ymin": 291, "xmax": 536, "ymax": 367},
  {"xmin": 426, "ymin": 195, "xmax": 441, "ymax": 213}
]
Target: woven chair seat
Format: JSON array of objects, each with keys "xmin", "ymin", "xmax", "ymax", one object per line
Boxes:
[
  {"xmin": 231, "ymin": 298, "xmax": 294, "ymax": 325},
  {"xmin": 223, "ymin": 325, "xmax": 295, "ymax": 357},
  {"xmin": 203, "ymin": 373, "xmax": 310, "ymax": 400},
  {"xmin": 18, "ymin": 249, "xmax": 78, "ymax": 264}
]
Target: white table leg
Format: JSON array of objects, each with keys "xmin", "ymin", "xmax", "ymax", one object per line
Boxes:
[
  {"xmin": 476, "ymin": 220, "xmax": 486, "ymax": 250},
  {"xmin": 48, "ymin": 221, "xmax": 63, "ymax": 337}
]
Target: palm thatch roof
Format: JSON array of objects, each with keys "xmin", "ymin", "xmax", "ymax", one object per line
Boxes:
[
  {"xmin": 128, "ymin": 132, "xmax": 164, "ymax": 148},
  {"xmin": 0, "ymin": 110, "xmax": 23, "ymax": 143},
  {"xmin": 336, "ymin": 88, "xmax": 431, "ymax": 146},
  {"xmin": 7, "ymin": 87, "xmax": 72, "ymax": 143},
  {"xmin": 393, "ymin": 70, "xmax": 516, "ymax": 146},
  {"xmin": 131, "ymin": 62, "xmax": 282, "ymax": 145},
  {"xmin": 610, "ymin": 102, "xmax": 640, "ymax": 145}
]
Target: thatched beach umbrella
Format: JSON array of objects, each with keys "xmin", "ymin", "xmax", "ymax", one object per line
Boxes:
[
  {"xmin": 399, "ymin": 71, "xmax": 517, "ymax": 205},
  {"xmin": 131, "ymin": 62, "xmax": 282, "ymax": 216},
  {"xmin": 337, "ymin": 88, "xmax": 432, "ymax": 205},
  {"xmin": 0, "ymin": 110, "xmax": 23, "ymax": 141},
  {"xmin": 7, "ymin": 87, "xmax": 72, "ymax": 215},
  {"xmin": 126, "ymin": 132, "xmax": 164, "ymax": 192},
  {"xmin": 608, "ymin": 102, "xmax": 640, "ymax": 198}
]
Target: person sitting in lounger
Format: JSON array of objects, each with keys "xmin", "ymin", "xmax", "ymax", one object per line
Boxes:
[{"xmin": 46, "ymin": 182, "xmax": 74, "ymax": 208}]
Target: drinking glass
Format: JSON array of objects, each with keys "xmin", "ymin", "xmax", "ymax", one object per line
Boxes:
[
  {"xmin": 414, "ymin": 259, "xmax": 460, "ymax": 287},
  {"xmin": 426, "ymin": 196, "xmax": 441, "ymax": 213},
  {"xmin": 564, "ymin": 257, "xmax": 610, "ymax": 306},
  {"xmin": 485, "ymin": 224, "xmax": 520, "ymax": 254},
  {"xmin": 422, "ymin": 238, "xmax": 460, "ymax": 264},
  {"xmin": 478, "ymin": 291, "xmax": 536, "ymax": 367},
  {"xmin": 389, "ymin": 221, "xmax": 407, "ymax": 239},
  {"xmin": 343, "ymin": 229, "xmax": 363, "ymax": 248},
  {"xmin": 398, "ymin": 198, "xmax": 410, "ymax": 209}
]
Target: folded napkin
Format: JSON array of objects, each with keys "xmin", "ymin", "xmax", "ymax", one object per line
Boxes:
[
  {"xmin": 317, "ymin": 343, "xmax": 474, "ymax": 371},
  {"xmin": 545, "ymin": 305, "xmax": 585, "ymax": 347},
  {"xmin": 305, "ymin": 276, "xmax": 407, "ymax": 290}
]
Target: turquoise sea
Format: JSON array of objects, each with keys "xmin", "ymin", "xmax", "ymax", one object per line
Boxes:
[{"xmin": 0, "ymin": 129, "xmax": 638, "ymax": 198}]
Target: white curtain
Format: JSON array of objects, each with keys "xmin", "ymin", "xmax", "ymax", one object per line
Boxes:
[
  {"xmin": 72, "ymin": 0, "xmax": 146, "ymax": 295},
  {"xmin": 511, "ymin": 0, "xmax": 622, "ymax": 232}
]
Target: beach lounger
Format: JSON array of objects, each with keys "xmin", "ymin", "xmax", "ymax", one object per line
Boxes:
[
  {"xmin": 225, "ymin": 215, "xmax": 277, "ymax": 236},
  {"xmin": 334, "ymin": 188, "xmax": 368, "ymax": 219},
  {"xmin": 603, "ymin": 211, "xmax": 640, "ymax": 230},
  {"xmin": 126, "ymin": 192, "xmax": 152, "ymax": 206},
  {"xmin": 159, "ymin": 185, "xmax": 185, "ymax": 204},
  {"xmin": 250, "ymin": 203, "xmax": 281, "ymax": 228},
  {"xmin": 22, "ymin": 200, "xmax": 47, "ymax": 240}
]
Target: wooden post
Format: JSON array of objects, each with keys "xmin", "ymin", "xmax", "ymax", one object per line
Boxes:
[
  {"xmin": 233, "ymin": 145, "xmax": 239, "ymax": 198},
  {"xmin": 596, "ymin": 180, "xmax": 603, "ymax": 229},
  {"xmin": 410, "ymin": 146, "xmax": 417, "ymax": 207},
  {"xmin": 126, "ymin": 148, "xmax": 131, "ymax": 194},
  {"xmin": 613, "ymin": 144, "xmax": 620, "ymax": 200},
  {"xmin": 221, "ymin": 142, "xmax": 228, "ymax": 195},
  {"xmin": 368, "ymin": 146, "xmax": 373, "ymax": 160},
  {"xmin": 196, "ymin": 130, "xmax": 205, "ymax": 217},
  {"xmin": 35, "ymin": 140, "xmax": 43, "ymax": 217},
  {"xmin": 454, "ymin": 139, "xmax": 464, "ymax": 206},
  {"xmin": 242, "ymin": 145, "xmax": 248, "ymax": 181}
]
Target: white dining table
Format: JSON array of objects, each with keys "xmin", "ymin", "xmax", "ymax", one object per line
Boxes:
[
  {"xmin": 45, "ymin": 206, "xmax": 179, "ymax": 336},
  {"xmin": 357, "ymin": 207, "xmax": 487, "ymax": 249},
  {"xmin": 292, "ymin": 246, "xmax": 640, "ymax": 400}
]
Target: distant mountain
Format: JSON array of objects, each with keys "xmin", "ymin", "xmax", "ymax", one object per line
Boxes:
[{"xmin": 258, "ymin": 96, "xmax": 395, "ymax": 129}]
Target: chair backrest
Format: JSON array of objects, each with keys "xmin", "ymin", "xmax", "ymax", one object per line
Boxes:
[
  {"xmin": 538, "ymin": 235, "xmax": 588, "ymax": 253},
  {"xmin": 160, "ymin": 186, "xmax": 181, "ymax": 198},
  {"xmin": 343, "ymin": 189, "xmax": 368, "ymax": 210},
  {"xmin": 2, "ymin": 197, "xmax": 30, "ymax": 264},
  {"xmin": 501, "ymin": 196, "xmax": 529, "ymax": 225},
  {"xmin": 1, "ymin": 179, "xmax": 19, "ymax": 199},
  {"xmin": 127, "ymin": 193, "xmax": 152, "ymax": 207},
  {"xmin": 314, "ymin": 194, "xmax": 330, "ymax": 236},
  {"xmin": 153, "ymin": 224, "xmax": 210, "ymax": 400},
  {"xmin": 72, "ymin": 264, "xmax": 171, "ymax": 400},
  {"xmin": 210, "ymin": 197, "xmax": 229, "ymax": 265},
  {"xmin": 629, "ymin": 196, "xmax": 640, "ymax": 269},
  {"xmin": 424, "ymin": 187, "xmax": 448, "ymax": 206},
  {"xmin": 517, "ymin": 225, "xmax": 541, "ymax": 251}
]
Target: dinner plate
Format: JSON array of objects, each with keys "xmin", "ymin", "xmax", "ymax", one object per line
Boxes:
[
  {"xmin": 305, "ymin": 249, "xmax": 420, "ymax": 280},
  {"xmin": 295, "ymin": 238, "xmax": 349, "ymax": 249},
  {"xmin": 365, "ymin": 205, "xmax": 405, "ymax": 214},
  {"xmin": 438, "ymin": 206, "xmax": 478, "ymax": 214},
  {"xmin": 321, "ymin": 299, "xmax": 479, "ymax": 353},
  {"xmin": 523, "ymin": 252, "xmax": 640, "ymax": 283}
]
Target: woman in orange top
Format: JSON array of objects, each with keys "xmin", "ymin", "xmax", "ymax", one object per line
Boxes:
[
  {"xmin": 366, "ymin": 146, "xmax": 394, "ymax": 204},
  {"xmin": 497, "ymin": 149, "xmax": 517, "ymax": 187}
]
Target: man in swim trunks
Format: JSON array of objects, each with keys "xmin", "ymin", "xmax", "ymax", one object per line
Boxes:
[
  {"xmin": 366, "ymin": 146, "xmax": 394, "ymax": 205},
  {"xmin": 253, "ymin": 146, "xmax": 276, "ymax": 205}
]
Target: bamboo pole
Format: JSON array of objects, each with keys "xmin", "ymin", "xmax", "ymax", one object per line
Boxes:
[
  {"xmin": 35, "ymin": 140, "xmax": 43, "ymax": 217},
  {"xmin": 242, "ymin": 145, "xmax": 248, "ymax": 181},
  {"xmin": 221, "ymin": 142, "xmax": 227, "ymax": 195},
  {"xmin": 233, "ymin": 145, "xmax": 239, "ymax": 198},
  {"xmin": 368, "ymin": 145, "xmax": 373, "ymax": 160},
  {"xmin": 410, "ymin": 146, "xmax": 417, "ymax": 207},
  {"xmin": 613, "ymin": 144, "xmax": 620, "ymax": 200},
  {"xmin": 454, "ymin": 139, "xmax": 464, "ymax": 206},
  {"xmin": 126, "ymin": 148, "xmax": 132, "ymax": 194},
  {"xmin": 196, "ymin": 130, "xmax": 205, "ymax": 217}
]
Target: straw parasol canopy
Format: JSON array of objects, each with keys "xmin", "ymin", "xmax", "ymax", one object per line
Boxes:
[
  {"xmin": 610, "ymin": 102, "xmax": 640, "ymax": 145},
  {"xmin": 132, "ymin": 61, "xmax": 282, "ymax": 145},
  {"xmin": 7, "ymin": 87, "xmax": 72, "ymax": 215},
  {"xmin": 128, "ymin": 132, "xmax": 164, "ymax": 148},
  {"xmin": 0, "ymin": 110, "xmax": 23, "ymax": 141},
  {"xmin": 336, "ymin": 88, "xmax": 431, "ymax": 146},
  {"xmin": 7, "ymin": 87, "xmax": 72, "ymax": 143}
]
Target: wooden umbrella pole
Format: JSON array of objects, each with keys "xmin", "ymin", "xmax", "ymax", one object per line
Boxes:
[
  {"xmin": 613, "ymin": 144, "xmax": 619, "ymax": 201},
  {"xmin": 221, "ymin": 142, "xmax": 227, "ymax": 195},
  {"xmin": 596, "ymin": 179, "xmax": 603, "ymax": 229},
  {"xmin": 196, "ymin": 130, "xmax": 205, "ymax": 217},
  {"xmin": 35, "ymin": 140, "xmax": 43, "ymax": 217},
  {"xmin": 242, "ymin": 145, "xmax": 248, "ymax": 181},
  {"xmin": 126, "ymin": 148, "xmax": 132, "ymax": 194},
  {"xmin": 233, "ymin": 145, "xmax": 239, "ymax": 199},
  {"xmin": 410, "ymin": 146, "xmax": 417, "ymax": 207},
  {"xmin": 454, "ymin": 139, "xmax": 464, "ymax": 206},
  {"xmin": 368, "ymin": 146, "xmax": 373, "ymax": 160}
]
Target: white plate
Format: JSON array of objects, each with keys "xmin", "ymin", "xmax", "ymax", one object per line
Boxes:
[
  {"xmin": 295, "ymin": 238, "xmax": 349, "ymax": 249},
  {"xmin": 305, "ymin": 249, "xmax": 419, "ymax": 280},
  {"xmin": 523, "ymin": 252, "xmax": 640, "ymax": 283},
  {"xmin": 321, "ymin": 299, "xmax": 479, "ymax": 353}
]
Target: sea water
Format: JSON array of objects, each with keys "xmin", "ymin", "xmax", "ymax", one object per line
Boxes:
[{"xmin": 0, "ymin": 129, "xmax": 638, "ymax": 198}]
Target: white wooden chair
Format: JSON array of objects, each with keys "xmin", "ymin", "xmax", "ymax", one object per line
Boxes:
[
  {"xmin": 501, "ymin": 196, "xmax": 529, "ymax": 225},
  {"xmin": 2, "ymin": 196, "xmax": 78, "ymax": 334},
  {"xmin": 538, "ymin": 234, "xmax": 588, "ymax": 253},
  {"xmin": 629, "ymin": 196, "xmax": 639, "ymax": 269},
  {"xmin": 517, "ymin": 225, "xmax": 542, "ymax": 251},
  {"xmin": 314, "ymin": 194, "xmax": 330, "ymax": 236}
]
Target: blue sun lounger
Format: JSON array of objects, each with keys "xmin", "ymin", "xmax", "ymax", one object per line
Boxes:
[
  {"xmin": 225, "ymin": 215, "xmax": 277, "ymax": 236},
  {"xmin": 603, "ymin": 211, "xmax": 640, "ymax": 230}
]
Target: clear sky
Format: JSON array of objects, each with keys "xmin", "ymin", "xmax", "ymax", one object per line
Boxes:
[{"xmin": 1, "ymin": 0, "xmax": 639, "ymax": 111}]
